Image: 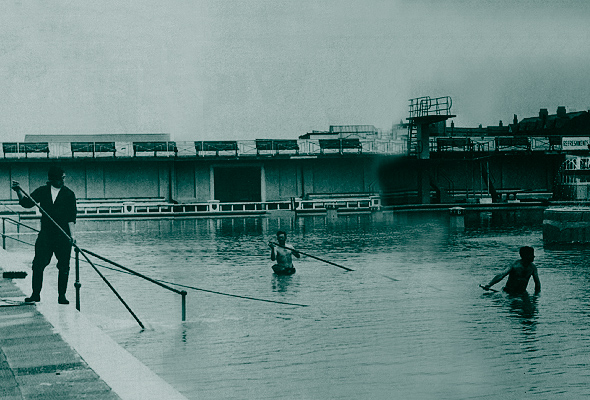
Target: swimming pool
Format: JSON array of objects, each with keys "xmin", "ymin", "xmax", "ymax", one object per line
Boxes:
[{"xmin": 11, "ymin": 209, "xmax": 590, "ymax": 399}]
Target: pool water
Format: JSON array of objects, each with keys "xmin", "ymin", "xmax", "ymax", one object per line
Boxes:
[{"xmin": 11, "ymin": 210, "xmax": 590, "ymax": 399}]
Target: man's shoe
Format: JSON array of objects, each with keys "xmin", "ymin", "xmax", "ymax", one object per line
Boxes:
[
  {"xmin": 58, "ymin": 296, "xmax": 69, "ymax": 305},
  {"xmin": 24, "ymin": 295, "xmax": 40, "ymax": 302}
]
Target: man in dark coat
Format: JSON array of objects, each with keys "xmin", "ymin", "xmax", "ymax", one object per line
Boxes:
[{"xmin": 12, "ymin": 165, "xmax": 77, "ymax": 304}]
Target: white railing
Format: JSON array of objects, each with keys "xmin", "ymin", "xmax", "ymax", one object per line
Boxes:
[
  {"xmin": 562, "ymin": 156, "xmax": 590, "ymax": 171},
  {"xmin": 68, "ymin": 196, "xmax": 381, "ymax": 218}
]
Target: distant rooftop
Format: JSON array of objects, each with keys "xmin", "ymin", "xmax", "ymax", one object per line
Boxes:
[
  {"xmin": 514, "ymin": 107, "xmax": 590, "ymax": 136},
  {"xmin": 329, "ymin": 125, "xmax": 377, "ymax": 133},
  {"xmin": 298, "ymin": 131, "xmax": 338, "ymax": 139},
  {"xmin": 300, "ymin": 125, "xmax": 379, "ymax": 140}
]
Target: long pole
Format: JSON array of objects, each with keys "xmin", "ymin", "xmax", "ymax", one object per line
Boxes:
[
  {"xmin": 270, "ymin": 242, "xmax": 354, "ymax": 271},
  {"xmin": 268, "ymin": 240, "xmax": 402, "ymax": 281},
  {"xmin": 16, "ymin": 186, "xmax": 145, "ymax": 329},
  {"xmin": 75, "ymin": 247, "xmax": 81, "ymax": 311},
  {"xmin": 181, "ymin": 291, "xmax": 186, "ymax": 322}
]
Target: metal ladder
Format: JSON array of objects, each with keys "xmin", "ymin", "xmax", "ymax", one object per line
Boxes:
[{"xmin": 407, "ymin": 123, "xmax": 419, "ymax": 156}]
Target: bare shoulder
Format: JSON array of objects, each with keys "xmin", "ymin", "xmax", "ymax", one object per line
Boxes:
[{"xmin": 506, "ymin": 260, "xmax": 520, "ymax": 271}]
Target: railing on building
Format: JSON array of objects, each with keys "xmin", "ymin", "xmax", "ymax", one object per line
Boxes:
[
  {"xmin": 0, "ymin": 134, "xmax": 577, "ymax": 159},
  {"xmin": 318, "ymin": 139, "xmax": 362, "ymax": 154},
  {"xmin": 255, "ymin": 139, "xmax": 299, "ymax": 156},
  {"xmin": 133, "ymin": 141, "xmax": 178, "ymax": 157},
  {"xmin": 0, "ymin": 138, "xmax": 407, "ymax": 159},
  {"xmin": 72, "ymin": 196, "xmax": 380, "ymax": 217},
  {"xmin": 494, "ymin": 137, "xmax": 531, "ymax": 152},
  {"xmin": 408, "ymin": 96, "xmax": 453, "ymax": 119},
  {"xmin": 2, "ymin": 142, "xmax": 50, "ymax": 158},
  {"xmin": 295, "ymin": 195, "xmax": 381, "ymax": 213},
  {"xmin": 430, "ymin": 136, "xmax": 565, "ymax": 153},
  {"xmin": 554, "ymin": 156, "xmax": 590, "ymax": 201},
  {"xmin": 195, "ymin": 141, "xmax": 239, "ymax": 156},
  {"xmin": 562, "ymin": 156, "xmax": 590, "ymax": 171},
  {"xmin": 5, "ymin": 196, "xmax": 381, "ymax": 220},
  {"xmin": 436, "ymin": 137, "xmax": 472, "ymax": 152},
  {"xmin": 71, "ymin": 142, "xmax": 117, "ymax": 157}
]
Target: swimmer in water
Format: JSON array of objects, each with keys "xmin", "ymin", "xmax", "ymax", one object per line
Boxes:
[
  {"xmin": 269, "ymin": 231, "xmax": 300, "ymax": 275},
  {"xmin": 482, "ymin": 246, "xmax": 541, "ymax": 295}
]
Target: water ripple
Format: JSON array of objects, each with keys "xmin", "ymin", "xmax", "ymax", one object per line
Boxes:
[{"xmin": 61, "ymin": 210, "xmax": 590, "ymax": 399}]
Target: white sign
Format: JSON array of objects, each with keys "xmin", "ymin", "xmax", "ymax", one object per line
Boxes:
[{"xmin": 562, "ymin": 137, "xmax": 590, "ymax": 150}]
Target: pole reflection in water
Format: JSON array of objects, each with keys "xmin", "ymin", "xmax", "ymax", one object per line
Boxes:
[{"xmin": 47, "ymin": 209, "xmax": 590, "ymax": 400}]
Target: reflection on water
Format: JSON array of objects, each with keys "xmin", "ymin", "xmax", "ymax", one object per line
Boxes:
[
  {"xmin": 16, "ymin": 209, "xmax": 589, "ymax": 399},
  {"xmin": 490, "ymin": 291, "xmax": 540, "ymax": 352},
  {"xmin": 271, "ymin": 274, "xmax": 298, "ymax": 294}
]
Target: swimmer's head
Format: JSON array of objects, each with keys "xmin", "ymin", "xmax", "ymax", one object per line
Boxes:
[{"xmin": 519, "ymin": 246, "xmax": 535, "ymax": 262}]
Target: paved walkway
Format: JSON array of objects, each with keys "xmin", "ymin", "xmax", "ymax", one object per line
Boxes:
[{"xmin": 1, "ymin": 248, "xmax": 188, "ymax": 400}]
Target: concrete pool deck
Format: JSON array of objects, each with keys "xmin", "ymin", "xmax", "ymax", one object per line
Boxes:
[{"xmin": 0, "ymin": 248, "xmax": 188, "ymax": 400}]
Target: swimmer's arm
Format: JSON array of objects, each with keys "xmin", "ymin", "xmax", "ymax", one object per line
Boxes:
[
  {"xmin": 269, "ymin": 242, "xmax": 276, "ymax": 261},
  {"xmin": 532, "ymin": 265, "xmax": 541, "ymax": 293},
  {"xmin": 483, "ymin": 264, "xmax": 512, "ymax": 289},
  {"xmin": 285, "ymin": 244, "xmax": 300, "ymax": 258}
]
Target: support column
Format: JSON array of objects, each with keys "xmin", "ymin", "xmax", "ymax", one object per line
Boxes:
[
  {"xmin": 416, "ymin": 122, "xmax": 433, "ymax": 204},
  {"xmin": 168, "ymin": 160, "xmax": 176, "ymax": 202},
  {"xmin": 300, "ymin": 164, "xmax": 305, "ymax": 198},
  {"xmin": 417, "ymin": 161, "xmax": 431, "ymax": 205},
  {"xmin": 209, "ymin": 165, "xmax": 215, "ymax": 201},
  {"xmin": 417, "ymin": 124, "xmax": 430, "ymax": 160},
  {"xmin": 260, "ymin": 164, "xmax": 267, "ymax": 202}
]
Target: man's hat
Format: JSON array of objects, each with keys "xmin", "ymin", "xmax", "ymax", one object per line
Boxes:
[{"xmin": 48, "ymin": 165, "xmax": 65, "ymax": 180}]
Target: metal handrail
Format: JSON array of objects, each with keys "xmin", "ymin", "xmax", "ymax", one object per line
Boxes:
[
  {"xmin": 1, "ymin": 216, "xmax": 38, "ymax": 249},
  {"xmin": 79, "ymin": 248, "xmax": 187, "ymax": 321},
  {"xmin": 80, "ymin": 249, "xmax": 185, "ymax": 294},
  {"xmin": 3, "ymin": 210, "xmax": 146, "ymax": 328},
  {"xmin": 1, "ymin": 216, "xmax": 186, "ymax": 323},
  {"xmin": 2, "ymin": 215, "xmax": 38, "ymax": 231},
  {"xmin": 408, "ymin": 96, "xmax": 453, "ymax": 119}
]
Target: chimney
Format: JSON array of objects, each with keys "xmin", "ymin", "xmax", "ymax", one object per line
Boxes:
[
  {"xmin": 499, "ymin": 120, "xmax": 503, "ymax": 127},
  {"xmin": 539, "ymin": 108, "xmax": 548, "ymax": 128},
  {"xmin": 557, "ymin": 106, "xmax": 567, "ymax": 118},
  {"xmin": 513, "ymin": 114, "xmax": 518, "ymax": 125}
]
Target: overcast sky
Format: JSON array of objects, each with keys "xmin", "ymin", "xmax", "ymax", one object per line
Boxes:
[{"xmin": 1, "ymin": 0, "xmax": 589, "ymax": 141}]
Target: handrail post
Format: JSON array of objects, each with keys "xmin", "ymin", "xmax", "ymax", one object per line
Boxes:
[
  {"xmin": 181, "ymin": 290, "xmax": 187, "ymax": 321},
  {"xmin": 75, "ymin": 247, "xmax": 81, "ymax": 311}
]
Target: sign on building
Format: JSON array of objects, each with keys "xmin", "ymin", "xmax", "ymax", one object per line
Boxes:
[{"xmin": 562, "ymin": 137, "xmax": 590, "ymax": 150}]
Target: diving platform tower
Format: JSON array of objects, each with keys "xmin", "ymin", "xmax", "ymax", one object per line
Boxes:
[{"xmin": 406, "ymin": 96, "xmax": 455, "ymax": 204}]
